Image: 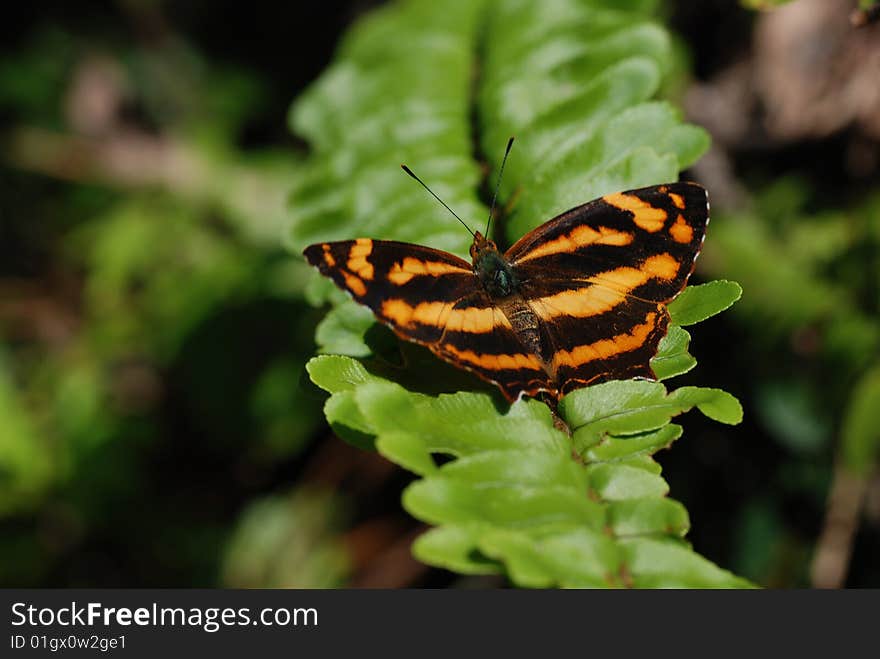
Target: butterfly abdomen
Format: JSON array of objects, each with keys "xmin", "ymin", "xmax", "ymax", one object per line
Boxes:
[{"xmin": 501, "ymin": 299, "xmax": 546, "ymax": 362}]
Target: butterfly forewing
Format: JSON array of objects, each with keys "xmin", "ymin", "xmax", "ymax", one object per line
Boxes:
[
  {"xmin": 304, "ymin": 239, "xmax": 472, "ymax": 343},
  {"xmin": 508, "ymin": 182, "xmax": 707, "ymax": 298}
]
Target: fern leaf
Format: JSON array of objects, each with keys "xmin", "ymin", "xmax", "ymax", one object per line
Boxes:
[{"xmin": 290, "ymin": 0, "xmax": 750, "ymax": 587}]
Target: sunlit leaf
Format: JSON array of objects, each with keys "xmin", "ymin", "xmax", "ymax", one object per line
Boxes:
[
  {"xmin": 314, "ymin": 301, "xmax": 375, "ymax": 357},
  {"xmin": 668, "ymin": 280, "xmax": 743, "ymax": 326},
  {"xmin": 652, "ymin": 325, "xmax": 696, "ymax": 380},
  {"xmin": 308, "ymin": 355, "xmax": 747, "ymax": 588}
]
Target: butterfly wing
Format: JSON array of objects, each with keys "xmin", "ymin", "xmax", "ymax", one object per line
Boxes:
[
  {"xmin": 506, "ymin": 182, "xmax": 709, "ymax": 395},
  {"xmin": 303, "ymin": 239, "xmax": 552, "ymax": 400}
]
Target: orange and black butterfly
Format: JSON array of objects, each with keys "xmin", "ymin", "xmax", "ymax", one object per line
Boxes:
[{"xmin": 304, "ymin": 140, "xmax": 709, "ymax": 402}]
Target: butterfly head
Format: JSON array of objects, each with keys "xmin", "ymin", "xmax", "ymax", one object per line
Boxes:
[
  {"xmin": 471, "ymin": 231, "xmax": 516, "ymax": 298},
  {"xmin": 469, "ymin": 231, "xmax": 498, "ymax": 260}
]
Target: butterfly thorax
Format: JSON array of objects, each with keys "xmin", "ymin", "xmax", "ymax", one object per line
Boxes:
[
  {"xmin": 469, "ymin": 231, "xmax": 547, "ymax": 366},
  {"xmin": 470, "ymin": 231, "xmax": 519, "ymax": 299}
]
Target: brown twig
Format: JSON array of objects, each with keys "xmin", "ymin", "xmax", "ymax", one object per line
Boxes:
[
  {"xmin": 810, "ymin": 461, "xmax": 869, "ymax": 588},
  {"xmin": 5, "ymin": 125, "xmax": 208, "ymax": 192}
]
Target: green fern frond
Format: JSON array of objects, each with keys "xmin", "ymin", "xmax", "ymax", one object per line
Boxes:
[{"xmin": 289, "ymin": 0, "xmax": 750, "ymax": 587}]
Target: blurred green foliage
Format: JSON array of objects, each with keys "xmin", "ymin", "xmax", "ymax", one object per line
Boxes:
[
  {"xmin": 222, "ymin": 488, "xmax": 350, "ymax": 588},
  {"xmin": 699, "ymin": 180, "xmax": 880, "ymax": 585},
  {"xmin": 0, "ymin": 21, "xmax": 332, "ymax": 586},
  {"xmin": 702, "ymin": 181, "xmax": 880, "ymax": 467}
]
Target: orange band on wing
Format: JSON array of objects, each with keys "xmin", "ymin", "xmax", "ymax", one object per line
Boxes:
[
  {"xmin": 515, "ymin": 225, "xmax": 633, "ymax": 263},
  {"xmin": 640, "ymin": 253, "xmax": 680, "ymax": 280},
  {"xmin": 387, "ymin": 257, "xmax": 470, "ymax": 284},
  {"xmin": 381, "ymin": 299, "xmax": 511, "ymax": 334},
  {"xmin": 443, "ymin": 344, "xmax": 544, "ymax": 371},
  {"xmin": 530, "ymin": 285, "xmax": 626, "ymax": 321},
  {"xmin": 346, "ymin": 238, "xmax": 374, "ymax": 280},
  {"xmin": 589, "ymin": 253, "xmax": 679, "ymax": 291},
  {"xmin": 552, "ymin": 312, "xmax": 658, "ymax": 369},
  {"xmin": 530, "ymin": 253, "xmax": 679, "ymax": 320},
  {"xmin": 669, "ymin": 214, "xmax": 694, "ymax": 244},
  {"xmin": 603, "ymin": 193, "xmax": 667, "ymax": 232},
  {"xmin": 342, "ymin": 272, "xmax": 367, "ymax": 297}
]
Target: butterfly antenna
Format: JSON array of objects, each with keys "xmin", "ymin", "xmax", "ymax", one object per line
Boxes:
[
  {"xmin": 485, "ymin": 136, "xmax": 515, "ymax": 237},
  {"xmin": 401, "ymin": 164, "xmax": 474, "ymax": 237}
]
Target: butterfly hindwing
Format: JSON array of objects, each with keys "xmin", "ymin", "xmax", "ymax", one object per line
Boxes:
[
  {"xmin": 431, "ymin": 291, "xmax": 553, "ymax": 400},
  {"xmin": 531, "ymin": 291, "xmax": 670, "ymax": 395}
]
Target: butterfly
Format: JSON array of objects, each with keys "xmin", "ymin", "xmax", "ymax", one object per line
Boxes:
[{"xmin": 304, "ymin": 149, "xmax": 709, "ymax": 402}]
